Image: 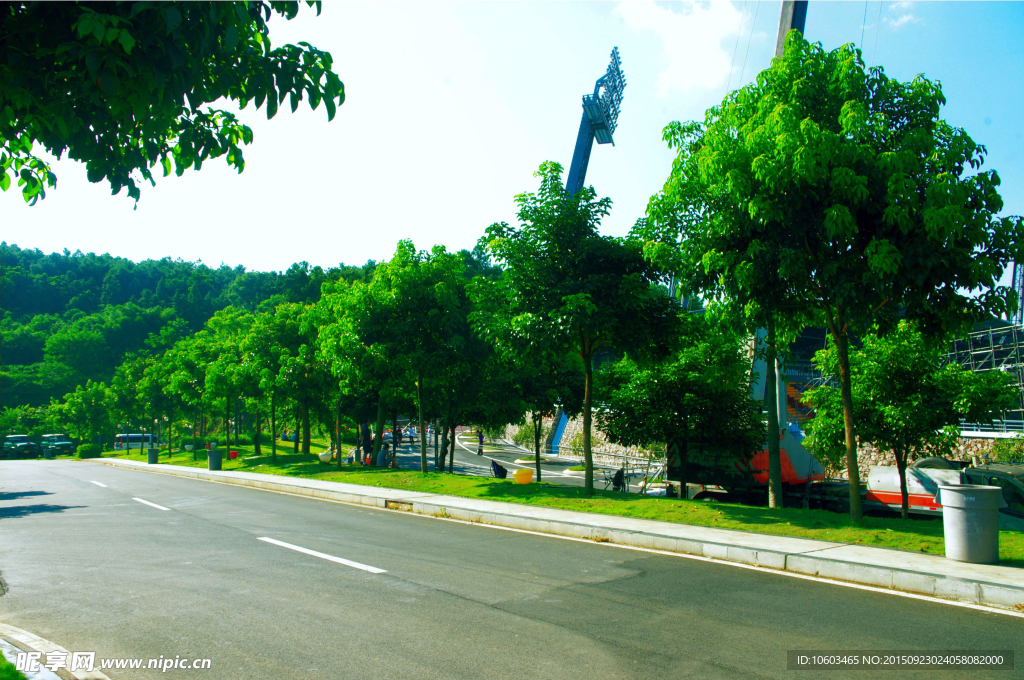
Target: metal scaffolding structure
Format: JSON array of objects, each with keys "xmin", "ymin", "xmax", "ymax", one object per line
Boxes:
[{"xmin": 943, "ymin": 323, "xmax": 1024, "ymax": 432}]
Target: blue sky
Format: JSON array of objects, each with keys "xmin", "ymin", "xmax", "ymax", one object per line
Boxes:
[{"xmin": 3, "ymin": 1, "xmax": 1022, "ymax": 279}]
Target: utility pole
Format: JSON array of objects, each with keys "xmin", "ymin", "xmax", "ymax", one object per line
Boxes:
[
  {"xmin": 775, "ymin": 1, "xmax": 808, "ymax": 57},
  {"xmin": 759, "ymin": 1, "xmax": 809, "ymax": 509}
]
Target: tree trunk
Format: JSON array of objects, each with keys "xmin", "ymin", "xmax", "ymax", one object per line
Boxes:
[
  {"xmin": 271, "ymin": 391, "xmax": 277, "ymax": 464},
  {"xmin": 668, "ymin": 430, "xmax": 688, "ymax": 494},
  {"xmin": 533, "ymin": 411, "xmax": 543, "ymax": 482},
  {"xmin": 434, "ymin": 419, "xmax": 439, "ymax": 469},
  {"xmin": 224, "ymin": 394, "xmax": 230, "ymax": 449},
  {"xmin": 372, "ymin": 392, "xmax": 386, "ymax": 466},
  {"xmin": 765, "ymin": 315, "xmax": 783, "ymax": 508},
  {"xmin": 167, "ymin": 415, "xmax": 172, "ymax": 457},
  {"xmin": 336, "ymin": 395, "xmax": 343, "ymax": 470},
  {"xmin": 417, "ymin": 370, "xmax": 428, "ymax": 473},
  {"xmin": 301, "ymin": 400, "xmax": 311, "ymax": 455},
  {"xmin": 448, "ymin": 423, "xmax": 455, "ymax": 474},
  {"xmin": 391, "ymin": 409, "xmax": 399, "ymax": 468},
  {"xmin": 253, "ymin": 401, "xmax": 261, "ymax": 456},
  {"xmin": 192, "ymin": 404, "xmax": 199, "ymax": 461},
  {"xmin": 439, "ymin": 420, "xmax": 450, "ymax": 472},
  {"xmin": 583, "ymin": 348, "xmax": 594, "ymax": 495},
  {"xmin": 832, "ymin": 325, "xmax": 864, "ymax": 522},
  {"xmin": 896, "ymin": 443, "xmax": 909, "ymax": 520},
  {"xmin": 293, "ymin": 409, "xmax": 299, "ymax": 453}
]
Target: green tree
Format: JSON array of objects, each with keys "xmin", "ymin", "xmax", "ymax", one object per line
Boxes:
[
  {"xmin": 140, "ymin": 353, "xmax": 184, "ymax": 455},
  {"xmin": 2, "ymin": 1, "xmax": 345, "ymax": 203},
  {"xmin": 273, "ymin": 303, "xmax": 330, "ymax": 456},
  {"xmin": 478, "ymin": 162, "xmax": 680, "ymax": 493},
  {"xmin": 316, "ymin": 242, "xmax": 474, "ymax": 471},
  {"xmin": 805, "ymin": 321, "xmax": 1017, "ymax": 518},
  {"xmin": 109, "ymin": 354, "xmax": 148, "ymax": 442},
  {"xmin": 513, "ymin": 357, "xmax": 584, "ymax": 481},
  {"xmin": 639, "ymin": 33, "xmax": 1022, "ymax": 520},
  {"xmin": 204, "ymin": 309, "xmax": 252, "ymax": 447},
  {"xmin": 596, "ymin": 313, "xmax": 765, "ymax": 491},
  {"xmin": 166, "ymin": 332, "xmax": 216, "ymax": 457},
  {"xmin": 51, "ymin": 380, "xmax": 112, "ymax": 444}
]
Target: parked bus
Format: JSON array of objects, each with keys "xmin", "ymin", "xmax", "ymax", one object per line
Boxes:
[{"xmin": 114, "ymin": 434, "xmax": 157, "ymax": 450}]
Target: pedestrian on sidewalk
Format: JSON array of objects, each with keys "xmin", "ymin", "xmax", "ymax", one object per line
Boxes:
[{"xmin": 477, "ymin": 430, "xmax": 483, "ymax": 455}]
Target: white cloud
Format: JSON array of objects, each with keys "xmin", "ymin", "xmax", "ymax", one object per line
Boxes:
[
  {"xmin": 887, "ymin": 13, "xmax": 920, "ymax": 29},
  {"xmin": 615, "ymin": 1, "xmax": 744, "ymax": 97},
  {"xmin": 886, "ymin": 1, "xmax": 920, "ymax": 30}
]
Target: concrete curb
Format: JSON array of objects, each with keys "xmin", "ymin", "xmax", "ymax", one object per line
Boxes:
[
  {"xmin": 92, "ymin": 459, "xmax": 1024, "ymax": 613},
  {"xmin": 0, "ymin": 622, "xmax": 111, "ymax": 680}
]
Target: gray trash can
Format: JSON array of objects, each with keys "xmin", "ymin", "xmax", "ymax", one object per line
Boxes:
[
  {"xmin": 934, "ymin": 484, "xmax": 1006, "ymax": 563},
  {"xmin": 208, "ymin": 447, "xmax": 222, "ymax": 471},
  {"xmin": 44, "ymin": 449, "xmax": 55, "ymax": 460},
  {"xmin": 147, "ymin": 448, "xmax": 159, "ymax": 464}
]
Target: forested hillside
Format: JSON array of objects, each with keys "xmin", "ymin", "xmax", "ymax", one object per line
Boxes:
[{"xmin": 0, "ymin": 242, "xmax": 376, "ymax": 407}]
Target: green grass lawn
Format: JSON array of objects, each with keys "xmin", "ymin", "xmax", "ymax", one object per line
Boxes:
[
  {"xmin": 98, "ymin": 441, "xmax": 1024, "ymax": 567},
  {"xmin": 0, "ymin": 655, "xmax": 27, "ymax": 680}
]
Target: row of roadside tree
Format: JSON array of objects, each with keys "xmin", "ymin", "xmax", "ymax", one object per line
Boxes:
[{"xmin": 7, "ymin": 33, "xmax": 1022, "ymax": 522}]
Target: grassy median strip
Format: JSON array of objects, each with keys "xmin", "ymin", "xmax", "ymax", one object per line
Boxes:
[{"xmin": 100, "ymin": 445, "xmax": 1024, "ymax": 566}]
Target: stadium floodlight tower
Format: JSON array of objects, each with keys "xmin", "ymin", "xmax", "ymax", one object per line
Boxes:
[{"xmin": 564, "ymin": 47, "xmax": 626, "ymax": 196}]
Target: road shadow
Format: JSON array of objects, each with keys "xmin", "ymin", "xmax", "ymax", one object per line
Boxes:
[
  {"xmin": 0, "ymin": 490, "xmax": 54, "ymax": 501},
  {"xmin": 0, "ymin": 503, "xmax": 86, "ymax": 519}
]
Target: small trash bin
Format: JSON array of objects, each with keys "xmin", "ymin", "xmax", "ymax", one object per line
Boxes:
[
  {"xmin": 512, "ymin": 468, "xmax": 534, "ymax": 485},
  {"xmin": 147, "ymin": 448, "xmax": 159, "ymax": 464},
  {"xmin": 44, "ymin": 449, "xmax": 55, "ymax": 460},
  {"xmin": 208, "ymin": 447, "xmax": 222, "ymax": 471},
  {"xmin": 934, "ymin": 484, "xmax": 1005, "ymax": 563}
]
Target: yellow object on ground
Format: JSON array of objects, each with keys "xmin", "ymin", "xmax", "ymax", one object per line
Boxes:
[{"xmin": 513, "ymin": 468, "xmax": 534, "ymax": 484}]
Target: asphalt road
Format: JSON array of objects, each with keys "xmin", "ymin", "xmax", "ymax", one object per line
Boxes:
[
  {"xmin": 395, "ymin": 430, "xmax": 639, "ymax": 491},
  {"xmin": 1, "ymin": 460, "xmax": 1020, "ymax": 680}
]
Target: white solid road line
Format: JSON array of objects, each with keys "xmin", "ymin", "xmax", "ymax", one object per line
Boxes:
[
  {"xmin": 91, "ymin": 481, "xmax": 108, "ymax": 487},
  {"xmin": 132, "ymin": 497, "xmax": 170, "ymax": 511},
  {"xmin": 257, "ymin": 537, "xmax": 387, "ymax": 574}
]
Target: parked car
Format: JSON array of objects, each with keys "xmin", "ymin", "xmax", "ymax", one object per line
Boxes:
[
  {"xmin": 2, "ymin": 434, "xmax": 42, "ymax": 459},
  {"xmin": 41, "ymin": 433, "xmax": 75, "ymax": 456},
  {"xmin": 964, "ymin": 463, "xmax": 1024, "ymax": 515}
]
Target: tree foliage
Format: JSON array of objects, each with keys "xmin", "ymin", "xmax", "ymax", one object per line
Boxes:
[
  {"xmin": 2, "ymin": 1, "xmax": 344, "ymax": 203},
  {"xmin": 805, "ymin": 321, "xmax": 1017, "ymax": 517},
  {"xmin": 597, "ymin": 313, "xmax": 765, "ymax": 489},
  {"xmin": 477, "ymin": 162, "xmax": 680, "ymax": 492},
  {"xmin": 638, "ymin": 31, "xmax": 1022, "ymax": 519}
]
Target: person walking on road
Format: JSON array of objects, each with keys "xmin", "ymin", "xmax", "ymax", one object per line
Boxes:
[{"xmin": 477, "ymin": 430, "xmax": 484, "ymax": 455}]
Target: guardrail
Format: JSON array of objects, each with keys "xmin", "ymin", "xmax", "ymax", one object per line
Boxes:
[
  {"xmin": 502, "ymin": 439, "xmax": 662, "ymax": 468},
  {"xmin": 960, "ymin": 419, "xmax": 1024, "ymax": 434}
]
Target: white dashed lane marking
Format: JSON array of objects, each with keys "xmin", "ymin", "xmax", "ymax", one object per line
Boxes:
[
  {"xmin": 257, "ymin": 537, "xmax": 386, "ymax": 574},
  {"xmin": 132, "ymin": 497, "xmax": 170, "ymax": 511}
]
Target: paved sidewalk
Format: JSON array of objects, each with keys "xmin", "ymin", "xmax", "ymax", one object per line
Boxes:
[{"xmin": 92, "ymin": 458, "xmax": 1024, "ymax": 612}]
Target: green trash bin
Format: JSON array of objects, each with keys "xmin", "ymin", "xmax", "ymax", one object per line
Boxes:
[
  {"xmin": 208, "ymin": 447, "xmax": 222, "ymax": 471},
  {"xmin": 147, "ymin": 448, "xmax": 159, "ymax": 464},
  {"xmin": 44, "ymin": 449, "xmax": 55, "ymax": 460}
]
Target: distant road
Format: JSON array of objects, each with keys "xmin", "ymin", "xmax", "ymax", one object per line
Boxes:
[
  {"xmin": 397, "ymin": 430, "xmax": 642, "ymax": 490},
  {"xmin": 1, "ymin": 461, "xmax": 1020, "ymax": 679}
]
